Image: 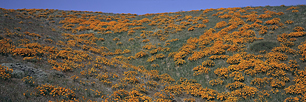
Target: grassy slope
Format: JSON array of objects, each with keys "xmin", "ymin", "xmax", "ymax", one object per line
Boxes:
[{"xmin": 0, "ymin": 5, "xmax": 306, "ymax": 102}]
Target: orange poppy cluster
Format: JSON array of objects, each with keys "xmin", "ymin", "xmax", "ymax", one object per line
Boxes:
[
  {"xmin": 22, "ymin": 76, "xmax": 36, "ymax": 86},
  {"xmin": 0, "ymin": 38, "xmax": 16, "ymax": 54},
  {"xmin": 285, "ymin": 20, "xmax": 294, "ymax": 24},
  {"xmin": 209, "ymin": 55, "xmax": 230, "ymax": 60},
  {"xmin": 250, "ymin": 77, "xmax": 272, "ymax": 88},
  {"xmin": 292, "ymin": 10, "xmax": 299, "ymax": 13},
  {"xmin": 141, "ymin": 39, "xmax": 150, "ymax": 43},
  {"xmin": 24, "ymin": 31, "xmax": 41, "ymax": 38},
  {"xmin": 293, "ymin": 26, "xmax": 305, "ymax": 32},
  {"xmin": 229, "ymin": 71, "xmax": 245, "ymax": 82},
  {"xmin": 214, "ymin": 67, "xmax": 229, "ymax": 78},
  {"xmin": 264, "ymin": 18, "xmax": 281, "ymax": 25},
  {"xmin": 135, "ymin": 51, "xmax": 148, "ymax": 58},
  {"xmin": 147, "ymin": 56, "xmax": 156, "ymax": 62},
  {"xmin": 0, "ymin": 65, "xmax": 13, "ymax": 80},
  {"xmin": 299, "ymin": 41, "xmax": 306, "ymax": 61},
  {"xmin": 3, "ymin": 28, "xmax": 24, "ymax": 37},
  {"xmin": 151, "ymin": 64, "xmax": 159, "ymax": 68},
  {"xmin": 214, "ymin": 21, "xmax": 227, "ymax": 28},
  {"xmin": 209, "ymin": 78, "xmax": 224, "ymax": 86},
  {"xmin": 97, "ymin": 72, "xmax": 118, "ymax": 85},
  {"xmin": 192, "ymin": 60, "xmax": 215, "ymax": 76},
  {"xmin": 36, "ymin": 84, "xmax": 76, "ymax": 99},
  {"xmin": 142, "ymin": 43, "xmax": 156, "ymax": 50},
  {"xmin": 193, "ymin": 65, "xmax": 211, "ymax": 76}
]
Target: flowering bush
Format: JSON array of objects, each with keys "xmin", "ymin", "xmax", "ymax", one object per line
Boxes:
[
  {"xmin": 250, "ymin": 77, "xmax": 272, "ymax": 88},
  {"xmin": 286, "ymin": 6, "xmax": 298, "ymax": 10},
  {"xmin": 264, "ymin": 18, "xmax": 280, "ymax": 25},
  {"xmin": 193, "ymin": 65, "xmax": 211, "ymax": 76},
  {"xmin": 142, "ymin": 39, "xmax": 150, "ymax": 43},
  {"xmin": 142, "ymin": 43, "xmax": 156, "ymax": 50},
  {"xmin": 0, "ymin": 65, "xmax": 13, "ymax": 80},
  {"xmin": 229, "ymin": 71, "xmax": 244, "ymax": 82},
  {"xmin": 116, "ymin": 42, "xmax": 123, "ymax": 45},
  {"xmin": 293, "ymin": 26, "xmax": 304, "ymax": 32},
  {"xmin": 202, "ymin": 19, "xmax": 209, "ymax": 24},
  {"xmin": 284, "ymin": 97, "xmax": 300, "ymax": 102},
  {"xmin": 188, "ymin": 51, "xmax": 208, "ymax": 61},
  {"xmin": 96, "ymin": 72, "xmax": 114, "ymax": 85},
  {"xmin": 156, "ymin": 53, "xmax": 165, "ymax": 59},
  {"xmin": 22, "ymin": 76, "xmax": 36, "ymax": 86},
  {"xmin": 113, "ymin": 37, "xmax": 120, "ymax": 41},
  {"xmin": 184, "ymin": 98, "xmax": 196, "ymax": 102},
  {"xmin": 285, "ymin": 20, "xmax": 294, "ymax": 24},
  {"xmin": 175, "ymin": 59, "xmax": 186, "ymax": 65},
  {"xmin": 209, "ymin": 78, "xmax": 224, "ymax": 86},
  {"xmin": 270, "ymin": 79, "xmax": 285, "ymax": 88},
  {"xmin": 12, "ymin": 48, "xmax": 40, "ymax": 57},
  {"xmin": 292, "ymin": 10, "xmax": 299, "ymax": 13},
  {"xmin": 298, "ymin": 41, "xmax": 306, "ymax": 61},
  {"xmin": 202, "ymin": 60, "xmax": 215, "ymax": 67},
  {"xmin": 111, "ymin": 89, "xmax": 129, "ymax": 100},
  {"xmin": 135, "ymin": 51, "xmax": 148, "ymax": 58},
  {"xmin": 128, "ymin": 38, "xmax": 134, "ymax": 41},
  {"xmin": 214, "ymin": 67, "xmax": 229, "ymax": 78},
  {"xmin": 151, "ymin": 64, "xmax": 159, "ymax": 68},
  {"xmin": 226, "ymin": 81, "xmax": 246, "ymax": 90},
  {"xmin": 36, "ymin": 84, "xmax": 76, "ymax": 100},
  {"xmin": 265, "ymin": 52, "xmax": 288, "ymax": 61},
  {"xmin": 209, "ymin": 55, "xmax": 229, "ymax": 60},
  {"xmin": 215, "ymin": 21, "xmax": 227, "ymax": 28},
  {"xmin": 269, "ymin": 25, "xmax": 278, "ymax": 30},
  {"xmin": 258, "ymin": 14, "xmax": 272, "ymax": 19},
  {"xmin": 24, "ymin": 31, "xmax": 41, "ymax": 38},
  {"xmin": 147, "ymin": 56, "xmax": 156, "ymax": 62},
  {"xmin": 0, "ymin": 38, "xmax": 16, "ymax": 55},
  {"xmin": 230, "ymin": 86, "xmax": 258, "ymax": 99}
]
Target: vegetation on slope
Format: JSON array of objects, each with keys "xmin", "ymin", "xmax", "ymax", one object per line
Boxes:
[{"xmin": 0, "ymin": 5, "xmax": 306, "ymax": 102}]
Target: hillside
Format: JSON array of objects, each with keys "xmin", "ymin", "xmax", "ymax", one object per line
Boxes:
[{"xmin": 0, "ymin": 5, "xmax": 306, "ymax": 102}]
